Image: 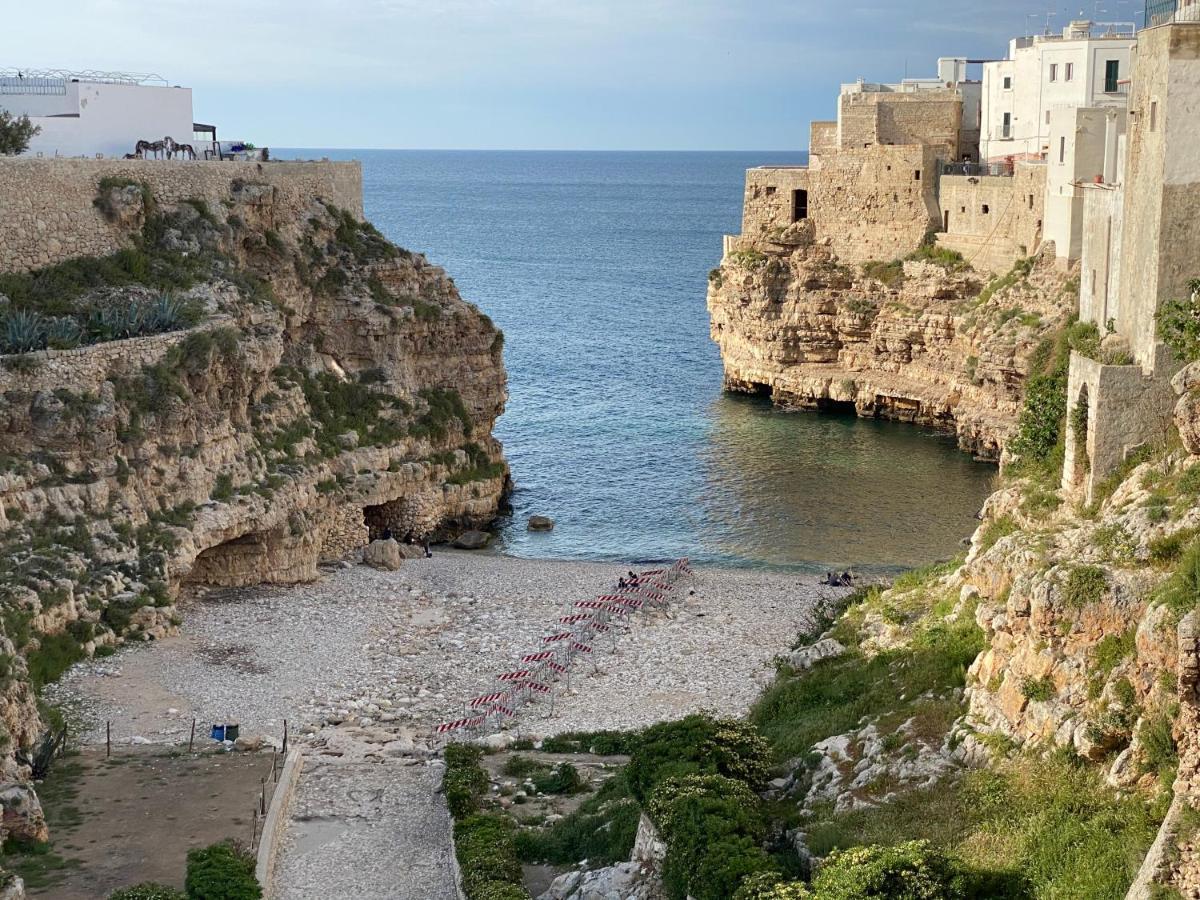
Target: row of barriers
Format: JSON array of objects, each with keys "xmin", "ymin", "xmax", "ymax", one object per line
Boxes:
[{"xmin": 436, "ymin": 558, "xmax": 695, "ymax": 741}]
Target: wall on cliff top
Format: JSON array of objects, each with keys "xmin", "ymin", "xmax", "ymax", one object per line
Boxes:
[{"xmin": 0, "ymin": 157, "xmax": 362, "ymax": 272}]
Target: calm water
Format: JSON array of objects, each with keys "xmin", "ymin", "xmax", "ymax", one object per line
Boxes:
[{"xmin": 282, "ymin": 150, "xmax": 994, "ymax": 573}]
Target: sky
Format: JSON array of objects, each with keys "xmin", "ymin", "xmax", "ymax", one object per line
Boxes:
[{"xmin": 1, "ymin": 0, "xmax": 1146, "ymax": 150}]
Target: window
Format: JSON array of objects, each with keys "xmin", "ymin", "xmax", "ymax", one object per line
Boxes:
[
  {"xmin": 943, "ymin": 210, "xmax": 950, "ymax": 231},
  {"xmin": 982, "ymin": 204, "xmax": 990, "ymax": 214},
  {"xmin": 1003, "ymin": 75, "xmax": 1012, "ymax": 89},
  {"xmin": 1029, "ymin": 194, "xmax": 1035, "ymax": 210},
  {"xmin": 765, "ymin": 186, "xmax": 776, "ymax": 196},
  {"xmin": 791, "ymin": 189, "xmax": 808, "ymax": 222},
  {"xmin": 1065, "ymin": 62, "xmax": 1074, "ymax": 81},
  {"xmin": 1150, "ymin": 100, "xmax": 1159, "ymax": 132},
  {"xmin": 1050, "ymin": 63, "xmax": 1058, "ymax": 82},
  {"xmin": 914, "ymin": 169, "xmax": 921, "ymax": 181},
  {"xmin": 1105, "ymin": 59, "xmax": 1120, "ymax": 93},
  {"xmin": 1002, "ymin": 112, "xmax": 1012, "ymax": 138},
  {"xmin": 1059, "ymin": 136, "xmax": 1067, "ymax": 163},
  {"xmin": 1046, "ymin": 110, "xmax": 1051, "ymax": 125}
]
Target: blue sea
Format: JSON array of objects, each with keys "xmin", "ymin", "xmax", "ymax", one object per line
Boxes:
[{"xmin": 282, "ymin": 150, "xmax": 994, "ymax": 573}]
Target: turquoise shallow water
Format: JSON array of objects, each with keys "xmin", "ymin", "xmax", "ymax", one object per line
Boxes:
[{"xmin": 282, "ymin": 150, "xmax": 995, "ymax": 573}]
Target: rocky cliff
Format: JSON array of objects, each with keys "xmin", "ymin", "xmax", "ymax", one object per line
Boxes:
[
  {"xmin": 0, "ymin": 172, "xmax": 507, "ymax": 837},
  {"xmin": 707, "ymin": 224, "xmax": 1077, "ymax": 460}
]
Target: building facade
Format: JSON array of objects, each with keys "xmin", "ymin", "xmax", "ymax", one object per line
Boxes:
[
  {"xmin": 1, "ymin": 69, "xmax": 193, "ymax": 159},
  {"xmin": 980, "ymin": 22, "xmax": 1135, "ymax": 164}
]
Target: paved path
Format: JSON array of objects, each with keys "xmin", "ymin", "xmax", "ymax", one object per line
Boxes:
[{"xmin": 273, "ymin": 759, "xmax": 458, "ymax": 900}]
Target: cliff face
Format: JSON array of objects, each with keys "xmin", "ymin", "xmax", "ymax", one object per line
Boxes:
[
  {"xmin": 0, "ymin": 172, "xmax": 507, "ymax": 831},
  {"xmin": 707, "ymin": 225, "xmax": 1076, "ymax": 459}
]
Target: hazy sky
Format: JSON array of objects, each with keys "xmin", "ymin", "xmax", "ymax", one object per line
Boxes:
[{"xmin": 2, "ymin": 1, "xmax": 1145, "ymax": 149}]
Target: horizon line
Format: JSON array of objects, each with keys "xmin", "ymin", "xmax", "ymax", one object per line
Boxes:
[{"xmin": 272, "ymin": 146, "xmax": 812, "ymax": 154}]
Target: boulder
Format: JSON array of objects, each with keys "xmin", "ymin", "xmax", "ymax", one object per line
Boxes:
[
  {"xmin": 0, "ymin": 783, "xmax": 48, "ymax": 844},
  {"xmin": 452, "ymin": 530, "xmax": 491, "ymax": 550},
  {"xmin": 527, "ymin": 515, "xmax": 555, "ymax": 532},
  {"xmin": 363, "ymin": 539, "xmax": 404, "ymax": 571},
  {"xmin": 787, "ymin": 638, "xmax": 846, "ymax": 670},
  {"xmin": 397, "ymin": 543, "xmax": 427, "ymax": 560},
  {"xmin": 233, "ymin": 735, "xmax": 264, "ymax": 752}
]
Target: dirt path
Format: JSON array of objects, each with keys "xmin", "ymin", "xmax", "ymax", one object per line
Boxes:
[{"xmin": 14, "ymin": 748, "xmax": 274, "ymax": 899}]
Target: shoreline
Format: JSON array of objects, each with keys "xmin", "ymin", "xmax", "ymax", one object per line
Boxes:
[{"xmin": 46, "ymin": 551, "xmax": 847, "ymax": 751}]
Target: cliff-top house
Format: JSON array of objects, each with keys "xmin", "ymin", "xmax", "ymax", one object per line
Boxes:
[{"xmin": 0, "ymin": 66, "xmax": 261, "ymax": 160}]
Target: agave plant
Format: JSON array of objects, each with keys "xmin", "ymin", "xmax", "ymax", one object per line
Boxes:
[
  {"xmin": 45, "ymin": 316, "xmax": 82, "ymax": 350},
  {"xmin": 147, "ymin": 294, "xmax": 185, "ymax": 333},
  {"xmin": 2, "ymin": 309, "xmax": 48, "ymax": 354},
  {"xmin": 15, "ymin": 726, "xmax": 67, "ymax": 779}
]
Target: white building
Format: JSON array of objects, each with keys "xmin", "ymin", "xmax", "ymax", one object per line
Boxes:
[
  {"xmin": 0, "ymin": 68, "xmax": 194, "ymax": 159},
  {"xmin": 980, "ymin": 21, "xmax": 1135, "ymax": 164}
]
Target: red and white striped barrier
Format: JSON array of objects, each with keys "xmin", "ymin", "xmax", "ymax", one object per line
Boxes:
[{"xmin": 438, "ymin": 558, "xmax": 698, "ymax": 741}]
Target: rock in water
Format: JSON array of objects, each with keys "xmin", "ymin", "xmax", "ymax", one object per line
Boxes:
[
  {"xmin": 527, "ymin": 515, "xmax": 555, "ymax": 532},
  {"xmin": 363, "ymin": 539, "xmax": 404, "ymax": 571},
  {"xmin": 453, "ymin": 530, "xmax": 491, "ymax": 550}
]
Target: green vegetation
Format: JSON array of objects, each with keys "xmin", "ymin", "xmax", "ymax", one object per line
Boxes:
[
  {"xmin": 977, "ymin": 257, "xmax": 1035, "ymax": 307},
  {"xmin": 184, "ymin": 841, "xmax": 261, "ymax": 900},
  {"xmin": 978, "ymin": 516, "xmax": 1016, "ymax": 554},
  {"xmin": 1020, "ymin": 676, "xmax": 1055, "ymax": 702},
  {"xmin": 800, "ymin": 755, "xmax": 1161, "ymax": 899},
  {"xmin": 516, "ymin": 771, "xmax": 640, "ymax": 866},
  {"xmin": 444, "ymin": 743, "xmax": 531, "ymax": 900},
  {"xmin": 907, "ymin": 243, "xmax": 969, "ymax": 271},
  {"xmin": 109, "ymin": 885, "xmax": 187, "ymax": 900},
  {"xmin": 1062, "ymin": 565, "xmax": 1108, "ymax": 608},
  {"xmin": 0, "ymin": 109, "xmax": 39, "ymax": 155},
  {"xmin": 1092, "ymin": 629, "xmax": 1136, "ymax": 677},
  {"xmin": 861, "ymin": 260, "xmax": 905, "ymax": 288},
  {"xmin": 1157, "ymin": 278, "xmax": 1200, "ymax": 362},
  {"xmin": 1154, "ymin": 536, "xmax": 1200, "ymax": 618},
  {"xmin": 538, "ymin": 730, "xmax": 636, "ymax": 755}
]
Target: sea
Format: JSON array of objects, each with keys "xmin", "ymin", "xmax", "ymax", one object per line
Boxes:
[{"xmin": 280, "ymin": 149, "xmax": 995, "ymax": 574}]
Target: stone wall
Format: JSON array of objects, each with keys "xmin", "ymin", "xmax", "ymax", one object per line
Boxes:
[
  {"xmin": 935, "ymin": 163, "xmax": 1047, "ymax": 274},
  {"xmin": 809, "ymin": 121, "xmax": 838, "ymax": 160},
  {"xmin": 837, "ymin": 90, "xmax": 963, "ymax": 158},
  {"xmin": 1062, "ymin": 348, "xmax": 1179, "ymax": 502},
  {"xmin": 0, "ymin": 157, "xmax": 362, "ymax": 272},
  {"xmin": 741, "ymin": 168, "xmax": 810, "ymax": 236},
  {"xmin": 1078, "ymin": 183, "xmax": 1124, "ymax": 329}
]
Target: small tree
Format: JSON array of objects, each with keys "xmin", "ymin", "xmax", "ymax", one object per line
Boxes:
[{"xmin": 0, "ymin": 109, "xmax": 40, "ymax": 156}]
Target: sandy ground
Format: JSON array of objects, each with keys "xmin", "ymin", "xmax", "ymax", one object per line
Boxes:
[{"xmin": 46, "ymin": 552, "xmax": 843, "ymax": 899}]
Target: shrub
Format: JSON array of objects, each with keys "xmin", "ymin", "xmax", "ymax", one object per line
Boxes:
[
  {"xmin": 862, "ymin": 260, "xmax": 905, "ymax": 288},
  {"xmin": 537, "ymin": 729, "xmax": 635, "ymax": 755},
  {"xmin": 1092, "ymin": 629, "xmax": 1136, "ymax": 676},
  {"xmin": 1009, "ymin": 371, "xmax": 1067, "ymax": 463},
  {"xmin": 183, "ymin": 841, "xmax": 261, "ymax": 900},
  {"xmin": 1062, "ymin": 565, "xmax": 1107, "ymax": 608},
  {"xmin": 444, "ymin": 743, "xmax": 489, "ymax": 819},
  {"xmin": 1157, "ymin": 279, "xmax": 1200, "ymax": 362},
  {"xmin": 453, "ymin": 814, "xmax": 529, "ymax": 899},
  {"xmin": 514, "ymin": 771, "xmax": 639, "ymax": 866},
  {"xmin": 0, "ymin": 109, "xmax": 39, "ymax": 156},
  {"xmin": 109, "ymin": 884, "xmax": 187, "ymax": 900},
  {"xmin": 808, "ymin": 841, "xmax": 964, "ymax": 899},
  {"xmin": 626, "ymin": 715, "xmax": 771, "ymax": 803},
  {"xmin": 1138, "ymin": 708, "xmax": 1179, "ymax": 788},
  {"xmin": 1156, "ymin": 538, "xmax": 1200, "ymax": 617},
  {"xmin": 978, "ymin": 516, "xmax": 1016, "ymax": 554},
  {"xmin": 648, "ymin": 774, "xmax": 773, "ymax": 900},
  {"xmin": 1020, "ymin": 676, "xmax": 1055, "ymax": 702},
  {"xmin": 531, "ymin": 762, "xmax": 584, "ymax": 795}
]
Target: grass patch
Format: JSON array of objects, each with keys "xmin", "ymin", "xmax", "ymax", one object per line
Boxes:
[{"xmin": 515, "ymin": 771, "xmax": 640, "ymax": 866}]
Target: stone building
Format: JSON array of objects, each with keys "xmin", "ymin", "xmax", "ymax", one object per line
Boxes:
[{"xmin": 1063, "ymin": 15, "xmax": 1200, "ymax": 500}]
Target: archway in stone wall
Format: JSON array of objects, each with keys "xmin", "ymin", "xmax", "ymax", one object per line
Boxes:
[
  {"xmin": 364, "ymin": 500, "xmax": 405, "ymax": 542},
  {"xmin": 1072, "ymin": 384, "xmax": 1091, "ymax": 484}
]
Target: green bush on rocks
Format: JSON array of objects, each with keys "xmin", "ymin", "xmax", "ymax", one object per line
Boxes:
[{"xmin": 183, "ymin": 841, "xmax": 261, "ymax": 900}]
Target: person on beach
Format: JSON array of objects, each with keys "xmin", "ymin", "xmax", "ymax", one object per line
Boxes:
[
  {"xmin": 618, "ymin": 577, "xmax": 627, "ymax": 589},
  {"xmin": 423, "ymin": 540, "xmax": 432, "ymax": 558}
]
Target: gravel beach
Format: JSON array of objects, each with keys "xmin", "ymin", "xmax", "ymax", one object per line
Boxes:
[
  {"xmin": 47, "ymin": 551, "xmax": 841, "ymax": 899},
  {"xmin": 49, "ymin": 552, "xmax": 839, "ymax": 747}
]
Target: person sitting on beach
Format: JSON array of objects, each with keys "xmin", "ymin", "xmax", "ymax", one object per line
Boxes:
[
  {"xmin": 628, "ymin": 570, "xmax": 637, "ymax": 581},
  {"xmin": 839, "ymin": 571, "xmax": 853, "ymax": 586},
  {"xmin": 618, "ymin": 577, "xmax": 627, "ymax": 589}
]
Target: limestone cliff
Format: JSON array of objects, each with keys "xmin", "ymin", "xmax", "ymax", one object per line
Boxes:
[
  {"xmin": 0, "ymin": 170, "xmax": 507, "ymax": 831},
  {"xmin": 707, "ymin": 226, "xmax": 1077, "ymax": 460}
]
